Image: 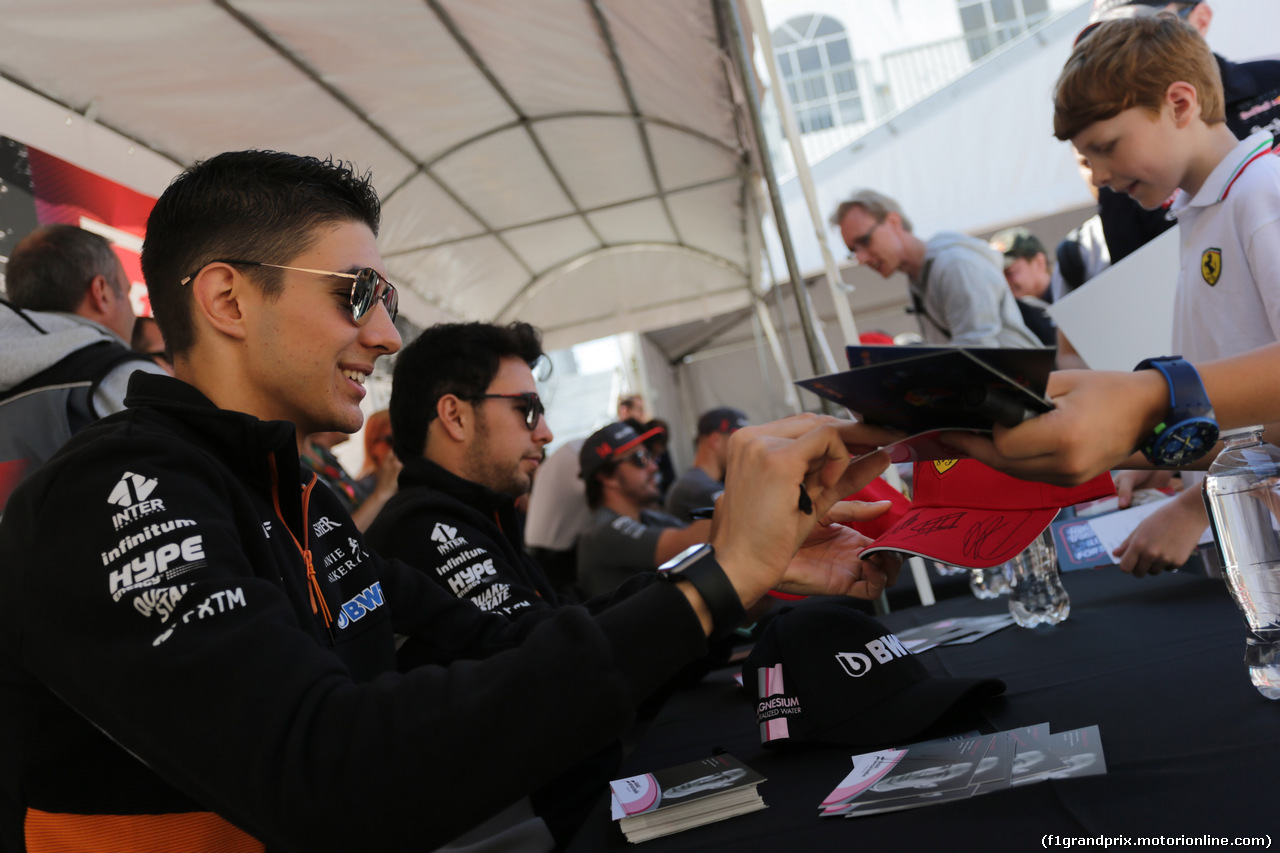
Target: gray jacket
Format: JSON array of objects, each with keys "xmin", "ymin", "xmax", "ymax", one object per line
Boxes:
[{"xmin": 908, "ymin": 232, "xmax": 1041, "ymax": 348}]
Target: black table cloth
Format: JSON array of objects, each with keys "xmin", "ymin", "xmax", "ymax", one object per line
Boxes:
[{"xmin": 568, "ymin": 570, "xmax": 1280, "ymax": 851}]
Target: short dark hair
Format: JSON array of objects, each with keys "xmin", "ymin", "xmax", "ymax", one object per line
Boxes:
[
  {"xmin": 389, "ymin": 321, "xmax": 546, "ymax": 461},
  {"xmin": 140, "ymin": 150, "xmax": 381, "ymax": 357},
  {"xmin": 5, "ymin": 224, "xmax": 123, "ymax": 312}
]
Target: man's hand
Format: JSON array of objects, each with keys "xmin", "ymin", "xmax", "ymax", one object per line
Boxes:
[
  {"xmin": 708, "ymin": 415, "xmax": 897, "ymax": 608},
  {"xmin": 943, "ymin": 369, "xmax": 1168, "ymax": 485},
  {"xmin": 1113, "ymin": 489, "xmax": 1208, "ymax": 577},
  {"xmin": 777, "ymin": 500, "xmax": 903, "ymax": 599}
]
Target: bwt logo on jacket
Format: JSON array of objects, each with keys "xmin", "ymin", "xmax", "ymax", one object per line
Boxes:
[
  {"xmin": 834, "ymin": 633, "xmax": 911, "ymax": 678},
  {"xmin": 336, "ymin": 581, "xmax": 385, "ymax": 629}
]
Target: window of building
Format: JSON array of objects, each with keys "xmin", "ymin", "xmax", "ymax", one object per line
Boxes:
[
  {"xmin": 771, "ymin": 14, "xmax": 863, "ymax": 134},
  {"xmin": 957, "ymin": 0, "xmax": 1050, "ymax": 61}
]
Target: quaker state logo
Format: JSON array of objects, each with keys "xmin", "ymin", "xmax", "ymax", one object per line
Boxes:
[
  {"xmin": 932, "ymin": 459, "xmax": 959, "ymax": 475},
  {"xmin": 1201, "ymin": 248, "xmax": 1222, "ymax": 286}
]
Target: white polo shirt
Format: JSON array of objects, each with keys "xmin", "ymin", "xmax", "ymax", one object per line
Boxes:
[{"xmin": 1171, "ymin": 132, "xmax": 1280, "ymax": 363}]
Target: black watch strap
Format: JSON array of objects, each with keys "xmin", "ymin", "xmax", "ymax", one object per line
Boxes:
[{"xmin": 660, "ymin": 545, "xmax": 745, "ymax": 642}]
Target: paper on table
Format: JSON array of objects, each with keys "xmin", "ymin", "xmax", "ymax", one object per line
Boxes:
[{"xmin": 1046, "ymin": 227, "xmax": 1179, "ymax": 371}]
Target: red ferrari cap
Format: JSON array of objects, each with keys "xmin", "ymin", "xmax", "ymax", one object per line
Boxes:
[{"xmin": 861, "ymin": 459, "xmax": 1115, "ymax": 568}]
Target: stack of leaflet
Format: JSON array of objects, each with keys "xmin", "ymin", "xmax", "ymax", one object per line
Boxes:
[
  {"xmin": 819, "ymin": 723, "xmax": 1106, "ymax": 817},
  {"xmin": 609, "ymin": 753, "xmax": 767, "ymax": 843},
  {"xmin": 893, "ymin": 614, "xmax": 1016, "ymax": 653}
]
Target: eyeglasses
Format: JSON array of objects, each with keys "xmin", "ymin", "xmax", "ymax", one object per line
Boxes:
[
  {"xmin": 179, "ymin": 259, "xmax": 399, "ymax": 325},
  {"xmin": 845, "ymin": 219, "xmax": 882, "ymax": 257},
  {"xmin": 468, "ymin": 392, "xmax": 545, "ymax": 431}
]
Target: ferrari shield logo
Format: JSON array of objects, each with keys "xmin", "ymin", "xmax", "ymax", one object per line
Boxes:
[
  {"xmin": 1201, "ymin": 248, "xmax": 1222, "ymax": 286},
  {"xmin": 932, "ymin": 459, "xmax": 959, "ymax": 476}
]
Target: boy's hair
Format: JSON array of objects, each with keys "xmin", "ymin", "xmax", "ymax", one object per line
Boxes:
[
  {"xmin": 389, "ymin": 321, "xmax": 546, "ymax": 462},
  {"xmin": 829, "ymin": 189, "xmax": 913, "ymax": 233},
  {"xmin": 1054, "ymin": 14, "xmax": 1224, "ymax": 142},
  {"xmin": 6, "ymin": 225, "xmax": 123, "ymax": 312},
  {"xmin": 140, "ymin": 150, "xmax": 381, "ymax": 357}
]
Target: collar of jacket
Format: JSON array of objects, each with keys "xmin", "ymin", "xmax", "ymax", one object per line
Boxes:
[
  {"xmin": 121, "ymin": 371, "xmax": 305, "ymax": 507},
  {"xmin": 399, "ymin": 456, "xmax": 515, "ymax": 518}
]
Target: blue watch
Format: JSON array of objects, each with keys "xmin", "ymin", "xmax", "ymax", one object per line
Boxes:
[{"xmin": 1133, "ymin": 356, "xmax": 1219, "ymax": 466}]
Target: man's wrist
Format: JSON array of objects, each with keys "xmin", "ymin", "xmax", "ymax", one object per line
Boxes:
[{"xmin": 659, "ymin": 544, "xmax": 747, "ymax": 641}]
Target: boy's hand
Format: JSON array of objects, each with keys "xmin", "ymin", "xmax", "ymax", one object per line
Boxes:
[{"xmin": 943, "ymin": 369, "xmax": 1168, "ymax": 485}]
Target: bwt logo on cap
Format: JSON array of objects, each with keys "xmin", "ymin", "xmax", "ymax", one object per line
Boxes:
[{"xmin": 834, "ymin": 633, "xmax": 912, "ymax": 678}]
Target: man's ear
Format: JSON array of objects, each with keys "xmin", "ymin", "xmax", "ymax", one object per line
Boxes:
[
  {"xmin": 81, "ymin": 275, "xmax": 117, "ymax": 318},
  {"xmin": 434, "ymin": 394, "xmax": 471, "ymax": 443},
  {"xmin": 1166, "ymin": 80, "xmax": 1200, "ymax": 128},
  {"xmin": 189, "ymin": 263, "xmax": 248, "ymax": 342}
]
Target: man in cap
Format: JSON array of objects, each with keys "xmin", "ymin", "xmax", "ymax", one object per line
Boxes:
[
  {"xmin": 577, "ymin": 421, "xmax": 715, "ymax": 597},
  {"xmin": 831, "ymin": 189, "xmax": 1040, "ymax": 348},
  {"xmin": 988, "ymin": 226, "xmax": 1056, "ymax": 346},
  {"xmin": 0, "ymin": 149, "xmax": 903, "ymax": 852},
  {"xmin": 664, "ymin": 407, "xmax": 750, "ymax": 523}
]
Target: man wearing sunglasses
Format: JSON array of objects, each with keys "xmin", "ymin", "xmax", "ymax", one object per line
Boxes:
[
  {"xmin": 576, "ymin": 421, "xmax": 717, "ymax": 599},
  {"xmin": 367, "ymin": 321, "xmax": 562, "ymax": 619},
  {"xmin": 0, "ymin": 149, "xmax": 903, "ymax": 852}
]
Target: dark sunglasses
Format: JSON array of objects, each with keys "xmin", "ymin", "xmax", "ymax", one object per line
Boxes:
[
  {"xmin": 469, "ymin": 392, "xmax": 545, "ymax": 430},
  {"xmin": 621, "ymin": 448, "xmax": 653, "ymax": 469},
  {"xmin": 179, "ymin": 259, "xmax": 399, "ymax": 325}
]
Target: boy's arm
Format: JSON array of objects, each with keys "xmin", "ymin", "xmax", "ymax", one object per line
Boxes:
[{"xmin": 946, "ymin": 345, "xmax": 1280, "ymax": 484}]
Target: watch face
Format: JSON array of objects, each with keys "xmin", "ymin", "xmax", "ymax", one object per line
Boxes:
[{"xmin": 1153, "ymin": 419, "xmax": 1219, "ymax": 466}]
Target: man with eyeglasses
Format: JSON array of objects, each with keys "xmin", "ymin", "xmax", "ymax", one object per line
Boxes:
[
  {"xmin": 576, "ymin": 421, "xmax": 717, "ymax": 598},
  {"xmin": 366, "ymin": 321, "xmax": 562, "ymax": 619},
  {"xmin": 0, "ymin": 149, "xmax": 903, "ymax": 851},
  {"xmin": 830, "ymin": 189, "xmax": 1040, "ymax": 349}
]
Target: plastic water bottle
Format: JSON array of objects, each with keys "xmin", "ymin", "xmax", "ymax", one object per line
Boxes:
[
  {"xmin": 969, "ymin": 563, "xmax": 1010, "ymax": 599},
  {"xmin": 1201, "ymin": 427, "xmax": 1280, "ymax": 699},
  {"xmin": 1007, "ymin": 528, "xmax": 1070, "ymax": 627}
]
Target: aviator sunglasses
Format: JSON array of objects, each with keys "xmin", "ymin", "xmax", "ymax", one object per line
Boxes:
[{"xmin": 180, "ymin": 259, "xmax": 399, "ymax": 325}]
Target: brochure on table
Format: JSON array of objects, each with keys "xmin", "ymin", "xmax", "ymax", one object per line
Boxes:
[{"xmin": 818, "ymin": 723, "xmax": 1106, "ymax": 818}]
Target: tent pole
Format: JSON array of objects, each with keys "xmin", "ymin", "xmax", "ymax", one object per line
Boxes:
[
  {"xmin": 722, "ymin": 0, "xmax": 836, "ymax": 394},
  {"xmin": 743, "ymin": 0, "xmax": 859, "ymax": 349}
]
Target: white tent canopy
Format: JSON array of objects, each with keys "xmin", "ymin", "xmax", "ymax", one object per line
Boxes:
[{"xmin": 0, "ymin": 0, "xmax": 766, "ymax": 351}]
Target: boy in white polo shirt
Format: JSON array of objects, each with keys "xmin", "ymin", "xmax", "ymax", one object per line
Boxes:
[{"xmin": 1053, "ymin": 13, "xmax": 1280, "ymax": 577}]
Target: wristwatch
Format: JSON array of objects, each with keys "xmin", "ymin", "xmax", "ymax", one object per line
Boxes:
[
  {"xmin": 659, "ymin": 544, "xmax": 745, "ymax": 641},
  {"xmin": 1133, "ymin": 356, "xmax": 1219, "ymax": 466}
]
